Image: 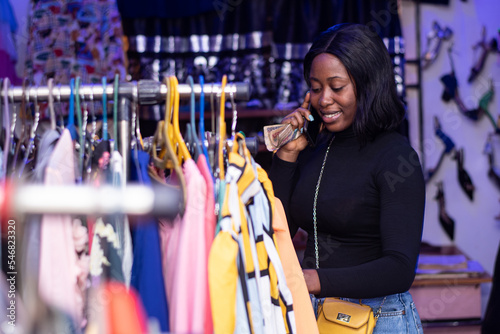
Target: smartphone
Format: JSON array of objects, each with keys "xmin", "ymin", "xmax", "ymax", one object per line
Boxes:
[{"xmin": 304, "ymin": 104, "xmax": 321, "ymax": 147}]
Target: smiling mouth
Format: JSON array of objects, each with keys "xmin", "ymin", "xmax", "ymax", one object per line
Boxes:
[{"xmin": 321, "ymin": 111, "xmax": 342, "ymax": 119}]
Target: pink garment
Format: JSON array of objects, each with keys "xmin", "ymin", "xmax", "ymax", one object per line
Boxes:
[
  {"xmin": 169, "ymin": 159, "xmax": 208, "ymax": 333},
  {"xmin": 196, "ymin": 155, "xmax": 215, "ymax": 334},
  {"xmin": 158, "ymin": 214, "xmax": 181, "ymax": 307},
  {"xmin": 158, "ymin": 168, "xmax": 182, "ymax": 308},
  {"xmin": 38, "ymin": 130, "xmax": 83, "ymax": 323}
]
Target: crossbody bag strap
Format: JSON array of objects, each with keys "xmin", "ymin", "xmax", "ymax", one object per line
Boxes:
[{"xmin": 313, "ymin": 135, "xmax": 387, "ymax": 316}]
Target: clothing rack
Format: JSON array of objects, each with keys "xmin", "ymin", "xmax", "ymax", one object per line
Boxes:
[
  {"xmin": 1, "ymin": 79, "xmax": 250, "ymax": 219},
  {"xmin": 2, "ymin": 79, "xmax": 250, "ymax": 187}
]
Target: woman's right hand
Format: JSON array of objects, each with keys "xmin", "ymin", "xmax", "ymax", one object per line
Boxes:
[{"xmin": 276, "ymin": 92, "xmax": 314, "ymax": 162}]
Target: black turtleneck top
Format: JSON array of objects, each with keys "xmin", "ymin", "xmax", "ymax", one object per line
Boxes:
[{"xmin": 269, "ymin": 127, "xmax": 425, "ymax": 299}]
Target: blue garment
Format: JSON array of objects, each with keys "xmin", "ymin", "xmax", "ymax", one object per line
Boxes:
[
  {"xmin": 0, "ymin": 0, "xmax": 17, "ymax": 32},
  {"xmin": 311, "ymin": 291, "xmax": 423, "ymax": 334},
  {"xmin": 130, "ymin": 149, "xmax": 169, "ymax": 332}
]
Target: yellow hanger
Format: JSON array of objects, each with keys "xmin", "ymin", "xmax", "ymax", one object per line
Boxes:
[
  {"xmin": 166, "ymin": 76, "xmax": 175, "ymax": 149},
  {"xmin": 218, "ymin": 75, "xmax": 227, "ymax": 180},
  {"xmin": 148, "ymin": 76, "xmax": 187, "ymax": 215},
  {"xmin": 170, "ymin": 76, "xmax": 191, "ymax": 164},
  {"xmin": 150, "ymin": 77, "xmax": 177, "ymax": 171},
  {"xmin": 163, "ymin": 76, "xmax": 176, "ymax": 170}
]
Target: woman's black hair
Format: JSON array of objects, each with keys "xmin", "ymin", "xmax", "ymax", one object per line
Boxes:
[{"xmin": 303, "ymin": 23, "xmax": 405, "ymax": 145}]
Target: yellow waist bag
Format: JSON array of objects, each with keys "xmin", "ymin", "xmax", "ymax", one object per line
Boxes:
[{"xmin": 317, "ymin": 297, "xmax": 384, "ymax": 334}]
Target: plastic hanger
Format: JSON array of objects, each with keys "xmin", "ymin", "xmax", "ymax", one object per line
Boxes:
[
  {"xmin": 47, "ymin": 78, "xmax": 56, "ymax": 130},
  {"xmin": 163, "ymin": 76, "xmax": 176, "ymax": 168},
  {"xmin": 165, "ymin": 76, "xmax": 175, "ymax": 149},
  {"xmin": 210, "ymin": 83, "xmax": 216, "ymax": 135},
  {"xmin": 81, "ymin": 87, "xmax": 88, "ymax": 159},
  {"xmin": 30, "ymin": 86, "xmax": 40, "ymax": 158},
  {"xmin": 17, "ymin": 82, "xmax": 32, "ymax": 178},
  {"xmin": 75, "ymin": 77, "xmax": 84, "ymax": 180},
  {"xmin": 11, "ymin": 80, "xmax": 28, "ymax": 174},
  {"xmin": 130, "ymin": 84, "xmax": 138, "ymax": 150},
  {"xmin": 69, "ymin": 78, "xmax": 75, "ymax": 127},
  {"xmin": 6, "ymin": 83, "xmax": 19, "ymax": 177},
  {"xmin": 113, "ymin": 73, "xmax": 119, "ymax": 151},
  {"xmin": 198, "ymin": 75, "xmax": 210, "ymax": 165},
  {"xmin": 212, "ymin": 76, "xmax": 229, "ymax": 222},
  {"xmin": 90, "ymin": 77, "xmax": 112, "ymax": 175},
  {"xmin": 207, "ymin": 83, "xmax": 217, "ymax": 172},
  {"xmin": 130, "ymin": 82, "xmax": 144, "ymax": 150},
  {"xmin": 135, "ymin": 88, "xmax": 144, "ymax": 150},
  {"xmin": 150, "ymin": 76, "xmax": 176, "ymax": 170},
  {"xmin": 170, "ymin": 75, "xmax": 191, "ymax": 164},
  {"xmin": 67, "ymin": 78, "xmax": 78, "ymax": 140},
  {"xmin": 149, "ymin": 119, "xmax": 187, "ymax": 216},
  {"xmin": 102, "ymin": 77, "xmax": 108, "ymax": 141},
  {"xmin": 56, "ymin": 83, "xmax": 65, "ymax": 129},
  {"xmin": 149, "ymin": 76, "xmax": 186, "ymax": 215},
  {"xmin": 89, "ymin": 84, "xmax": 97, "ymax": 142},
  {"xmin": 186, "ymin": 76, "xmax": 195, "ymax": 157},
  {"xmin": 81, "ymin": 84, "xmax": 89, "ymax": 181},
  {"xmin": 185, "ymin": 123, "xmax": 193, "ymax": 150},
  {"xmin": 187, "ymin": 75, "xmax": 202, "ymax": 160},
  {"xmin": 2, "ymin": 78, "xmax": 10, "ymax": 180},
  {"xmin": 217, "ymin": 75, "xmax": 227, "ymax": 180},
  {"xmin": 229, "ymin": 90, "xmax": 237, "ymax": 140},
  {"xmin": 19, "ymin": 84, "xmax": 40, "ymax": 178},
  {"xmin": 85, "ymin": 84, "xmax": 97, "ymax": 179},
  {"xmin": 8, "ymin": 82, "xmax": 17, "ymax": 157},
  {"xmin": 130, "ymin": 82, "xmax": 142, "ymax": 185}
]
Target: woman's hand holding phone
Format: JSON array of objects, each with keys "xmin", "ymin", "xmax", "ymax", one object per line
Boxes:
[{"xmin": 276, "ymin": 92, "xmax": 316, "ymax": 163}]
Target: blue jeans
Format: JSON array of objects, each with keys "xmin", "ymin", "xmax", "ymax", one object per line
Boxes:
[{"xmin": 311, "ymin": 291, "xmax": 424, "ymax": 333}]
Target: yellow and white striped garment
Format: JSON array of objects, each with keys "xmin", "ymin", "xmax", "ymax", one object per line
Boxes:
[{"xmin": 209, "ymin": 133, "xmax": 296, "ymax": 334}]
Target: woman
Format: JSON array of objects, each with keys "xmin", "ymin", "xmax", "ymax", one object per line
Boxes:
[{"xmin": 269, "ymin": 23, "xmax": 425, "ymax": 333}]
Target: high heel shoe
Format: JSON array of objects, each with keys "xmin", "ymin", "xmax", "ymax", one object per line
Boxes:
[
  {"xmin": 422, "ymin": 21, "xmax": 453, "ymax": 69},
  {"xmin": 454, "ymin": 148, "xmax": 475, "ymax": 201},
  {"xmin": 434, "ymin": 181, "xmax": 455, "ymax": 241},
  {"xmin": 468, "ymin": 26, "xmax": 499, "ymax": 83}
]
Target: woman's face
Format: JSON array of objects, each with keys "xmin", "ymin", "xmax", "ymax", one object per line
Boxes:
[{"xmin": 309, "ymin": 53, "xmax": 357, "ymax": 133}]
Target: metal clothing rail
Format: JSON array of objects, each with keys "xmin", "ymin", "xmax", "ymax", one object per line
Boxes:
[
  {"xmin": 0, "ymin": 80, "xmax": 250, "ymax": 105},
  {"xmin": 2, "ymin": 183, "xmax": 182, "ymax": 219}
]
